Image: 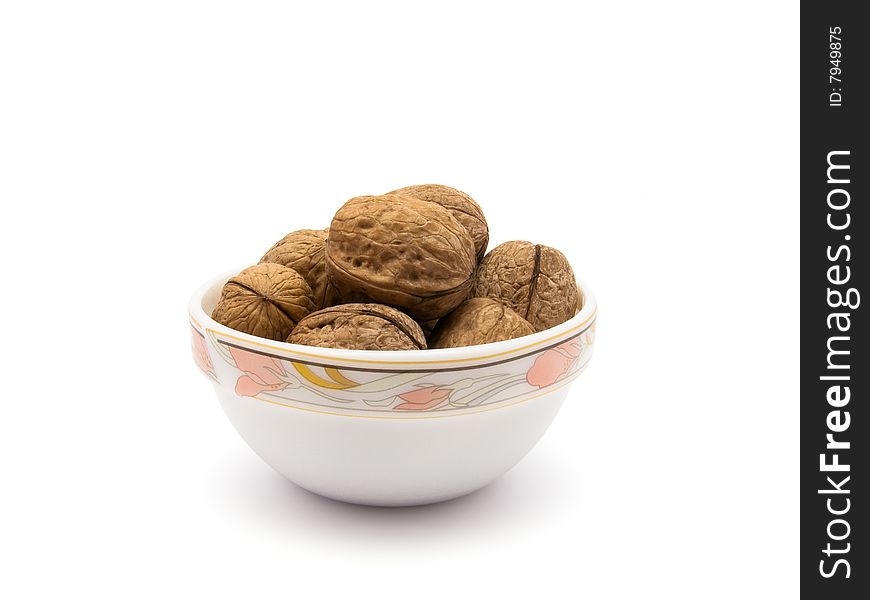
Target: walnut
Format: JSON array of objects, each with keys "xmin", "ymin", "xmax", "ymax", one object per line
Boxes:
[
  {"xmin": 325, "ymin": 194, "xmax": 476, "ymax": 321},
  {"xmin": 473, "ymin": 241, "xmax": 581, "ymax": 332},
  {"xmin": 287, "ymin": 303, "xmax": 426, "ymax": 350},
  {"xmin": 211, "ymin": 263, "xmax": 316, "ymax": 341},
  {"xmin": 429, "ymin": 298, "xmax": 534, "ymax": 348},
  {"xmin": 388, "ymin": 184, "xmax": 489, "ymax": 262},
  {"xmin": 259, "ymin": 228, "xmax": 339, "ymax": 309}
]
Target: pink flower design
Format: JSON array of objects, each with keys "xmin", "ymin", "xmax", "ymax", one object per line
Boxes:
[
  {"xmin": 228, "ymin": 346, "xmax": 288, "ymax": 397},
  {"xmin": 526, "ymin": 339, "xmax": 583, "ymax": 388},
  {"xmin": 191, "ymin": 328, "xmax": 216, "ymax": 379},
  {"xmin": 394, "ymin": 385, "xmax": 453, "ymax": 411}
]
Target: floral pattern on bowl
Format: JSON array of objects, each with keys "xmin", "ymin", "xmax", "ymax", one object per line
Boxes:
[{"xmin": 190, "ymin": 318, "xmax": 595, "ymax": 418}]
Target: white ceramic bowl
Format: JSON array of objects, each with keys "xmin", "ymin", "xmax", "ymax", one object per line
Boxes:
[{"xmin": 189, "ymin": 272, "xmax": 597, "ymax": 506}]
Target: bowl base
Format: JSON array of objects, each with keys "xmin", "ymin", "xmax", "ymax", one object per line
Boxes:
[
  {"xmin": 215, "ymin": 386, "xmax": 570, "ymax": 507},
  {"xmin": 290, "ymin": 478, "xmax": 493, "ymax": 507}
]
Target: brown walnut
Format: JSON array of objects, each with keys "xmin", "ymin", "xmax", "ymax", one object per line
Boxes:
[
  {"xmin": 388, "ymin": 184, "xmax": 489, "ymax": 262},
  {"xmin": 287, "ymin": 303, "xmax": 426, "ymax": 350},
  {"xmin": 259, "ymin": 228, "xmax": 339, "ymax": 309},
  {"xmin": 211, "ymin": 263, "xmax": 316, "ymax": 341},
  {"xmin": 473, "ymin": 241, "xmax": 581, "ymax": 332},
  {"xmin": 325, "ymin": 194, "xmax": 476, "ymax": 321},
  {"xmin": 429, "ymin": 298, "xmax": 534, "ymax": 349}
]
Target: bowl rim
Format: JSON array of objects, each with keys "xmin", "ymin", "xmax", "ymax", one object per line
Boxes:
[{"xmin": 189, "ymin": 269, "xmax": 596, "ymax": 366}]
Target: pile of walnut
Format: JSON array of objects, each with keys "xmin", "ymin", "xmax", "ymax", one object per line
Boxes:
[{"xmin": 212, "ymin": 184, "xmax": 582, "ymax": 350}]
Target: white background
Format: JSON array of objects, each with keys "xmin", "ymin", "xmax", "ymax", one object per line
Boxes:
[{"xmin": 0, "ymin": 1, "xmax": 799, "ymax": 598}]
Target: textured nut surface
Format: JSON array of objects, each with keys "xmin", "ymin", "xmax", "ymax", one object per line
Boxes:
[
  {"xmin": 429, "ymin": 298, "xmax": 534, "ymax": 349},
  {"xmin": 325, "ymin": 194, "xmax": 476, "ymax": 321},
  {"xmin": 259, "ymin": 229, "xmax": 338, "ymax": 309},
  {"xmin": 287, "ymin": 303, "xmax": 426, "ymax": 350},
  {"xmin": 388, "ymin": 184, "xmax": 489, "ymax": 262},
  {"xmin": 211, "ymin": 263, "xmax": 316, "ymax": 341},
  {"xmin": 473, "ymin": 241, "xmax": 581, "ymax": 332}
]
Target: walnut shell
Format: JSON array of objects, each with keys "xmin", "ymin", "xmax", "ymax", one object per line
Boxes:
[
  {"xmin": 388, "ymin": 184, "xmax": 489, "ymax": 262},
  {"xmin": 325, "ymin": 194, "xmax": 476, "ymax": 321},
  {"xmin": 259, "ymin": 228, "xmax": 339, "ymax": 309},
  {"xmin": 429, "ymin": 298, "xmax": 534, "ymax": 349},
  {"xmin": 473, "ymin": 241, "xmax": 581, "ymax": 332},
  {"xmin": 287, "ymin": 303, "xmax": 426, "ymax": 350},
  {"xmin": 211, "ymin": 263, "xmax": 316, "ymax": 341}
]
